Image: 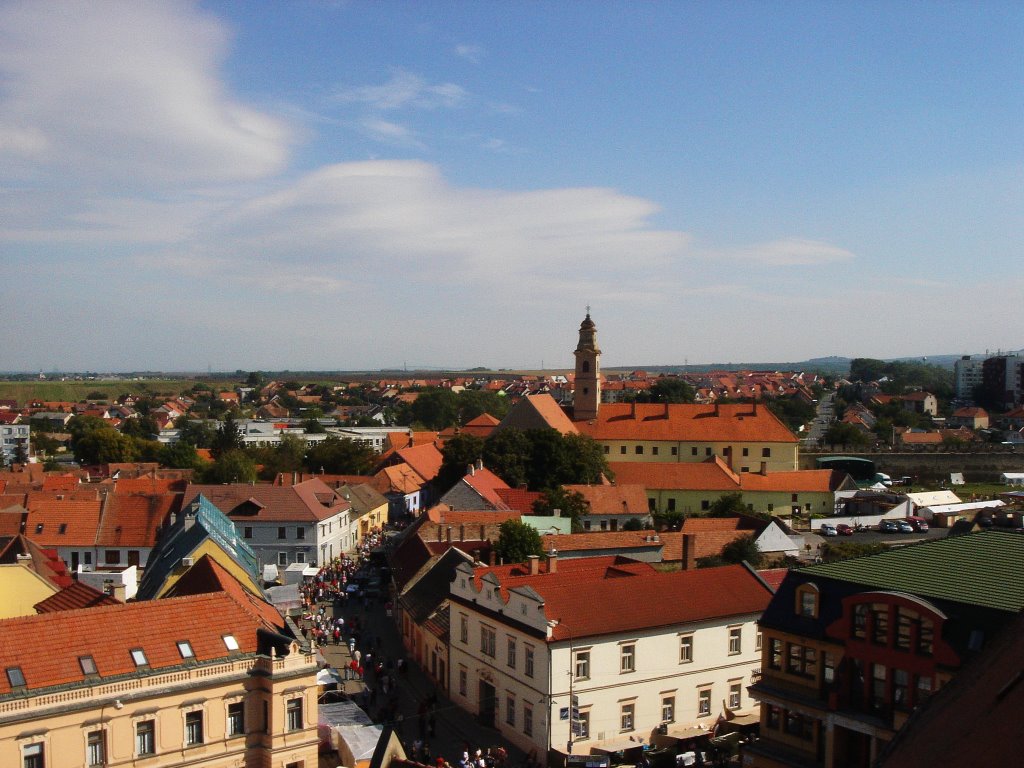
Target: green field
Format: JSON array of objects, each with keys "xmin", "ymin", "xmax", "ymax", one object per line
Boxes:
[{"xmin": 0, "ymin": 379, "xmax": 201, "ymax": 405}]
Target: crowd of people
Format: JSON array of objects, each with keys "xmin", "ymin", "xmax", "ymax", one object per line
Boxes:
[{"xmin": 299, "ymin": 525, "xmax": 529, "ymax": 768}]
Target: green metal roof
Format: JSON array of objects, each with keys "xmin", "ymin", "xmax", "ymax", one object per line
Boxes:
[{"xmin": 800, "ymin": 530, "xmax": 1024, "ymax": 613}]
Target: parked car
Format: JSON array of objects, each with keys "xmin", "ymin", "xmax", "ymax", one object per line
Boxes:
[
  {"xmin": 896, "ymin": 520, "xmax": 915, "ymax": 533},
  {"xmin": 836, "ymin": 523, "xmax": 854, "ymax": 536},
  {"xmin": 906, "ymin": 516, "xmax": 929, "ymax": 532},
  {"xmin": 820, "ymin": 524, "xmax": 838, "ymax": 537},
  {"xmin": 878, "ymin": 520, "xmax": 900, "ymax": 533}
]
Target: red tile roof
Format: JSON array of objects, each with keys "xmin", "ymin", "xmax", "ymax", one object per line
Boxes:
[
  {"xmin": 565, "ymin": 483, "xmax": 649, "ymax": 515},
  {"xmin": 183, "ymin": 479, "xmax": 351, "ymax": 522},
  {"xmin": 494, "ymin": 487, "xmax": 543, "ymax": 513},
  {"xmin": 468, "ymin": 559, "xmax": 772, "ymax": 641},
  {"xmin": 575, "ymin": 402, "xmax": 797, "ymax": 443},
  {"xmin": 23, "ymin": 498, "xmax": 102, "ymax": 547},
  {"xmin": 395, "ymin": 443, "xmax": 444, "ymax": 483},
  {"xmin": 463, "ymin": 468, "xmax": 511, "ymax": 509},
  {"xmin": 95, "ymin": 493, "xmax": 176, "ymax": 548},
  {"xmin": 33, "ymin": 581, "xmax": 119, "ymax": 613},
  {"xmin": 0, "ymin": 589, "xmax": 283, "ymax": 694},
  {"xmin": 498, "ymin": 393, "xmax": 579, "ymax": 435}
]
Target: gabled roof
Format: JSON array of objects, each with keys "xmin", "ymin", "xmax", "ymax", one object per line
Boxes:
[
  {"xmin": 379, "ymin": 464, "xmax": 426, "ymax": 494},
  {"xmin": 608, "ymin": 457, "xmax": 740, "ymax": 492},
  {"xmin": 494, "ymin": 487, "xmax": 543, "ymax": 513},
  {"xmin": 462, "ymin": 467, "xmax": 511, "ymax": 509},
  {"xmin": 23, "ymin": 497, "xmax": 102, "ymax": 547},
  {"xmin": 496, "ymin": 393, "xmax": 579, "ymax": 435},
  {"xmin": 394, "ymin": 443, "xmax": 444, "ymax": 483},
  {"xmin": 565, "ymin": 483, "xmax": 649, "ymax": 515},
  {"xmin": 0, "ymin": 534, "xmax": 73, "ymax": 589},
  {"xmin": 33, "ymin": 581, "xmax": 118, "ymax": 613},
  {"xmin": 163, "ymin": 554, "xmax": 284, "ymax": 629},
  {"xmin": 95, "ymin": 493, "xmax": 177, "ymax": 548},
  {"xmin": 575, "ymin": 402, "xmax": 798, "ymax": 443},
  {"xmin": 183, "ymin": 478, "xmax": 351, "ymax": 522}
]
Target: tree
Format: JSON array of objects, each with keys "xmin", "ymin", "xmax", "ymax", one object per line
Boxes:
[
  {"xmin": 257, "ymin": 435, "xmax": 307, "ymax": 479},
  {"xmin": 120, "ymin": 415, "xmax": 160, "ymax": 440},
  {"xmin": 494, "ymin": 520, "xmax": 544, "ymax": 564},
  {"xmin": 158, "ymin": 441, "xmax": 202, "ymax": 470},
  {"xmin": 410, "ymin": 389, "xmax": 461, "ymax": 430},
  {"xmin": 622, "ymin": 517, "xmax": 645, "ymax": 531},
  {"xmin": 823, "ymin": 422, "xmax": 871, "ymax": 447},
  {"xmin": 532, "ymin": 487, "xmax": 588, "ymax": 533},
  {"xmin": 652, "ymin": 508, "xmax": 684, "ymax": 531},
  {"xmin": 648, "ymin": 377, "xmax": 695, "ymax": 404},
  {"xmin": 176, "ymin": 418, "xmax": 215, "ymax": 449},
  {"xmin": 707, "ymin": 492, "xmax": 748, "ymax": 518},
  {"xmin": 304, "ymin": 436, "xmax": 375, "ymax": 475},
  {"xmin": 720, "ymin": 535, "xmax": 763, "ymax": 567},
  {"xmin": 437, "ymin": 434, "xmax": 486, "ymax": 492},
  {"xmin": 481, "ymin": 429, "xmax": 530, "ymax": 488},
  {"xmin": 74, "ymin": 428, "xmax": 138, "ymax": 465},
  {"xmin": 211, "ymin": 412, "xmax": 244, "ymax": 458},
  {"xmin": 199, "ymin": 449, "xmax": 257, "ymax": 484},
  {"xmin": 482, "ymin": 429, "xmax": 609, "ymax": 491}
]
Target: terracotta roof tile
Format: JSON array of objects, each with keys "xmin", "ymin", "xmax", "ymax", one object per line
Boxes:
[
  {"xmin": 183, "ymin": 479, "xmax": 351, "ymax": 522},
  {"xmin": 576, "ymin": 402, "xmax": 797, "ymax": 443},
  {"xmin": 33, "ymin": 581, "xmax": 119, "ymax": 613},
  {"xmin": 564, "ymin": 483, "xmax": 649, "ymax": 515}
]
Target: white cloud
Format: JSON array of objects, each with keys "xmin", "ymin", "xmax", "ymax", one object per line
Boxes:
[
  {"xmin": 0, "ymin": 0, "xmax": 291, "ymax": 187},
  {"xmin": 331, "ymin": 70, "xmax": 466, "ymax": 111},
  {"xmin": 454, "ymin": 44, "xmax": 484, "ymax": 64},
  {"xmin": 358, "ymin": 119, "xmax": 424, "ymax": 148},
  {"xmin": 718, "ymin": 237, "xmax": 856, "ymax": 267}
]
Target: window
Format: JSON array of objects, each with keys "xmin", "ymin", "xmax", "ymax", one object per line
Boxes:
[
  {"xmin": 459, "ymin": 614, "xmax": 468, "ymax": 644},
  {"xmin": 223, "ymin": 634, "xmax": 239, "ymax": 651},
  {"xmin": 784, "ymin": 710, "xmax": 814, "ymax": 740},
  {"xmin": 506, "ymin": 694, "xmax": 515, "ymax": 726},
  {"xmin": 896, "ymin": 608, "xmax": 913, "ymax": 651},
  {"xmin": 277, "ymin": 527, "xmax": 287, "ymax": 539},
  {"xmin": 620, "ymin": 446, "xmax": 626, "ymax": 455},
  {"xmin": 769, "ymin": 638, "xmax": 783, "ymax": 669},
  {"xmin": 635, "ymin": 445, "xmax": 643, "ymax": 455},
  {"xmin": 671, "ymin": 446, "xmax": 677, "ymax": 455},
  {"xmin": 79, "ymin": 656, "xmax": 97, "ymax": 675},
  {"xmin": 244, "ymin": 526, "xmax": 253, "ymax": 539},
  {"xmin": 667, "ymin": 498, "xmax": 676, "ymax": 512},
  {"xmin": 185, "ymin": 711, "xmax": 204, "ymax": 745},
  {"xmin": 893, "ymin": 669, "xmax": 910, "ymax": 709},
  {"xmin": 177, "ymin": 640, "xmax": 194, "ymax": 659},
  {"xmin": 576, "ymin": 710, "xmax": 590, "ymax": 739},
  {"xmin": 296, "ymin": 527, "xmax": 305, "ymax": 540},
  {"xmin": 278, "ymin": 551, "xmax": 288, "ymax": 566},
  {"xmin": 786, "ymin": 643, "xmax": 816, "ymax": 678},
  {"xmin": 853, "ymin": 604, "xmax": 868, "ymax": 639},
  {"xmin": 105, "ymin": 550, "xmax": 119, "ymax": 565},
  {"xmin": 915, "ymin": 674, "xmax": 933, "ymax": 703},
  {"xmin": 523, "ymin": 704, "xmax": 533, "ymax": 736},
  {"xmin": 728, "ymin": 627, "xmax": 742, "ymax": 655},
  {"xmin": 620, "ymin": 702, "xmax": 635, "ymax": 731},
  {"xmin": 762, "ymin": 448, "xmax": 771, "ymax": 458},
  {"xmin": 799, "ymin": 588, "xmax": 818, "ymax": 618},
  {"xmin": 620, "ymin": 644, "xmax": 635, "ymax": 673},
  {"xmin": 729, "ymin": 682, "xmax": 742, "ymax": 709},
  {"xmin": 697, "ymin": 688, "xmax": 711, "ymax": 717},
  {"xmin": 296, "ymin": 551, "xmax": 305, "ymax": 563},
  {"xmin": 287, "ymin": 698, "xmax": 303, "ymax": 731},
  {"xmin": 823, "ymin": 652, "xmax": 836, "ymax": 684},
  {"xmin": 791, "ymin": 493, "xmax": 798, "ymax": 502},
  {"xmin": 136, "ymin": 720, "xmax": 155, "ymax": 756},
  {"xmin": 652, "ymin": 446, "xmax": 659, "ymax": 456},
  {"xmin": 661, "ymin": 696, "xmax": 675, "ymax": 723},
  {"xmin": 507, "ymin": 637, "xmax": 517, "ymax": 668},
  {"xmin": 919, "ymin": 618, "xmax": 934, "ymax": 656},
  {"xmin": 701, "ymin": 500, "xmax": 710, "ymax": 511},
  {"xmin": 766, "ymin": 705, "xmax": 781, "ymax": 730},
  {"xmin": 755, "ymin": 631, "xmax": 762, "ymax": 651},
  {"xmin": 575, "ymin": 651, "xmax": 590, "ymax": 679},
  {"xmin": 691, "ymin": 446, "xmax": 698, "ymax": 456},
  {"xmin": 525, "ymin": 645, "xmax": 535, "ymax": 677},
  {"xmin": 705, "ymin": 447, "xmax": 712, "ymax": 456},
  {"xmin": 87, "ymin": 730, "xmax": 106, "ymax": 766},
  {"xmin": 228, "ymin": 702, "xmax": 245, "ymax": 736},
  {"xmin": 871, "ymin": 664, "xmax": 887, "ymax": 710},
  {"xmin": 604, "ymin": 446, "xmax": 610, "ymax": 455},
  {"xmin": 872, "ymin": 604, "xmax": 889, "ymax": 645},
  {"xmin": 23, "ymin": 744, "xmax": 44, "ymax": 768},
  {"xmin": 458, "ymin": 667, "xmax": 467, "ymax": 696},
  {"xmin": 679, "ymin": 635, "xmax": 693, "ymax": 663},
  {"xmin": 130, "ymin": 649, "xmax": 148, "ymax": 667},
  {"xmin": 480, "ymin": 625, "xmax": 496, "ymax": 657}
]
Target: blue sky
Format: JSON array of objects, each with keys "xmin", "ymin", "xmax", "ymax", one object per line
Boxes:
[{"xmin": 2, "ymin": 1, "xmax": 1022, "ymax": 372}]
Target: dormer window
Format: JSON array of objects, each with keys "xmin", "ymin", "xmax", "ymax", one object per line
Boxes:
[
  {"xmin": 59, "ymin": 523, "xmax": 68, "ymax": 534},
  {"xmin": 35, "ymin": 523, "xmax": 43, "ymax": 534},
  {"xmin": 177, "ymin": 641, "xmax": 194, "ymax": 659},
  {"xmin": 223, "ymin": 634, "xmax": 239, "ymax": 652},
  {"xmin": 79, "ymin": 655, "xmax": 97, "ymax": 675},
  {"xmin": 796, "ymin": 584, "xmax": 819, "ymax": 618},
  {"xmin": 6, "ymin": 666, "xmax": 25, "ymax": 687},
  {"xmin": 130, "ymin": 648, "xmax": 148, "ymax": 667}
]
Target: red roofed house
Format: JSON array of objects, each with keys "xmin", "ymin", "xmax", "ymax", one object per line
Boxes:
[
  {"xmin": 449, "ymin": 554, "xmax": 773, "ymax": 760},
  {"xmin": 0, "ymin": 582, "xmax": 318, "ymax": 768},
  {"xmin": 566, "ymin": 483, "xmax": 651, "ymax": 531},
  {"xmin": 439, "ymin": 460, "xmax": 511, "ymax": 511}
]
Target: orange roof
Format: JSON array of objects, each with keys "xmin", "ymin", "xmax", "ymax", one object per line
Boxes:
[
  {"xmin": 740, "ymin": 469, "xmax": 848, "ymax": 493},
  {"xmin": 539, "ymin": 531, "xmax": 663, "ymax": 553},
  {"xmin": 425, "ymin": 507, "xmax": 522, "ymax": 525},
  {"xmin": 463, "ymin": 468, "xmax": 511, "ymax": 509},
  {"xmin": 494, "ymin": 487, "xmax": 543, "ymax": 513},
  {"xmin": 183, "ymin": 478, "xmax": 351, "ymax": 522},
  {"xmin": 40, "ymin": 475, "xmax": 79, "ymax": 493},
  {"xmin": 608, "ymin": 458, "xmax": 741, "ymax": 492},
  {"xmin": 466, "ymin": 559, "xmax": 772, "ymax": 641},
  {"xmin": 380, "ymin": 464, "xmax": 426, "ymax": 495},
  {"xmin": 23, "ymin": 498, "xmax": 102, "ymax": 546},
  {"xmin": 0, "ymin": 590, "xmax": 283, "ymax": 695},
  {"xmin": 114, "ymin": 475, "xmax": 189, "ymax": 495},
  {"xmin": 96, "ymin": 493, "xmax": 176, "ymax": 547},
  {"xmin": 576, "ymin": 402, "xmax": 797, "ymax": 443},
  {"xmin": 498, "ymin": 393, "xmax": 579, "ymax": 435},
  {"xmin": 565, "ymin": 483, "xmax": 649, "ymax": 515},
  {"xmin": 164, "ymin": 554, "xmax": 278, "ymax": 618},
  {"xmin": 33, "ymin": 581, "xmax": 119, "ymax": 613},
  {"xmin": 395, "ymin": 443, "xmax": 444, "ymax": 483}
]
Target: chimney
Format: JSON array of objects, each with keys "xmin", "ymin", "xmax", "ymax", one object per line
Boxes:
[
  {"xmin": 760, "ymin": 461, "xmax": 768, "ymax": 475},
  {"xmin": 447, "ymin": 525, "xmax": 453, "ymax": 543},
  {"xmin": 292, "ymin": 471, "xmax": 298, "ymax": 485},
  {"xmin": 475, "ymin": 458, "xmax": 484, "ymax": 471},
  {"xmin": 682, "ymin": 533, "xmax": 696, "ymax": 571},
  {"xmin": 547, "ymin": 548, "xmax": 558, "ymax": 573},
  {"xmin": 466, "ymin": 464, "xmax": 475, "ymax": 477},
  {"xmin": 724, "ymin": 445, "xmax": 732, "ymax": 470},
  {"xmin": 438, "ymin": 524, "xmax": 444, "ymax": 542},
  {"xmin": 183, "ymin": 514, "xmax": 196, "ymax": 531},
  {"xmin": 459, "ymin": 524, "xmax": 465, "ymax": 541},
  {"xmin": 472, "ymin": 549, "xmax": 480, "ymax": 564},
  {"xmin": 553, "ymin": 507, "xmax": 561, "ymax": 518},
  {"xmin": 528, "ymin": 554, "xmax": 540, "ymax": 576},
  {"xmin": 664, "ymin": 401, "xmax": 670, "ymax": 419},
  {"xmin": 752, "ymin": 400, "xmax": 758, "ymax": 415},
  {"xmin": 714, "ymin": 401, "xmax": 720, "ymax": 416},
  {"xmin": 15, "ymin": 553, "xmax": 31, "ymax": 568},
  {"xmin": 630, "ymin": 400, "xmax": 636, "ymax": 419}
]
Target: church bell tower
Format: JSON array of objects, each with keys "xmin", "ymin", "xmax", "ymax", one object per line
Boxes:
[{"xmin": 573, "ymin": 309, "xmax": 601, "ymax": 421}]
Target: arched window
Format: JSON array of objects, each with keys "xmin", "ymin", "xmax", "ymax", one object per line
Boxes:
[{"xmin": 581, "ymin": 360, "xmax": 590, "ymax": 373}]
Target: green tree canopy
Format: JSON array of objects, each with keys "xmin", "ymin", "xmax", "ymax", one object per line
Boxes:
[
  {"xmin": 483, "ymin": 428, "xmax": 609, "ymax": 491},
  {"xmin": 158, "ymin": 441, "xmax": 202, "ymax": 470},
  {"xmin": 73, "ymin": 427, "xmax": 138, "ymax": 465},
  {"xmin": 532, "ymin": 487, "xmax": 588, "ymax": 533},
  {"xmin": 494, "ymin": 520, "xmax": 544, "ymax": 565},
  {"xmin": 304, "ymin": 436, "xmax": 375, "ymax": 475},
  {"xmin": 199, "ymin": 449, "xmax": 257, "ymax": 484},
  {"xmin": 707, "ymin": 492, "xmax": 748, "ymax": 518},
  {"xmin": 647, "ymin": 377, "xmax": 696, "ymax": 404},
  {"xmin": 720, "ymin": 534, "xmax": 763, "ymax": 567},
  {"xmin": 176, "ymin": 418, "xmax": 216, "ymax": 449},
  {"xmin": 210, "ymin": 412, "xmax": 244, "ymax": 458},
  {"xmin": 437, "ymin": 433, "xmax": 486, "ymax": 492}
]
